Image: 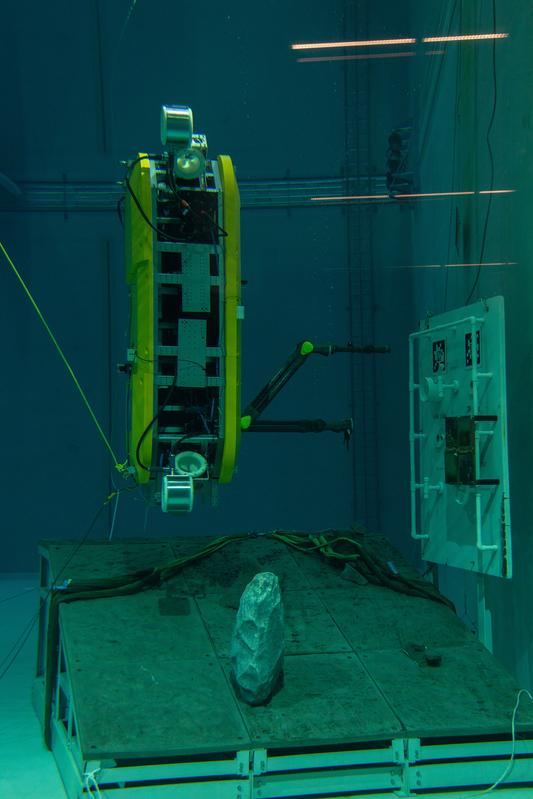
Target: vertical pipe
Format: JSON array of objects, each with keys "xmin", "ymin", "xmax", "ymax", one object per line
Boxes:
[
  {"xmin": 104, "ymin": 239, "xmax": 113, "ymax": 531},
  {"xmin": 477, "ymin": 572, "xmax": 494, "ymax": 651},
  {"xmin": 409, "ymin": 333, "xmax": 429, "ymax": 540},
  {"xmin": 458, "ymin": 0, "xmax": 480, "ymax": 269},
  {"xmin": 409, "ymin": 336, "xmax": 417, "ymax": 539},
  {"xmin": 93, "ymin": 0, "xmax": 109, "ymax": 155},
  {"xmin": 471, "ymin": 317, "xmax": 479, "ymax": 415},
  {"xmin": 342, "ymin": 1, "xmax": 357, "ymax": 526}
]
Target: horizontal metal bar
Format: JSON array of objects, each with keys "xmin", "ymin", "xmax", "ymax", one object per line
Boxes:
[
  {"xmin": 419, "ymin": 738, "xmax": 533, "ymax": 761},
  {"xmin": 98, "ymin": 754, "xmax": 248, "ymax": 784},
  {"xmin": 0, "ymin": 176, "xmax": 388, "ymax": 213},
  {"xmin": 157, "ymin": 242, "xmax": 218, "ymax": 254},
  {"xmin": 156, "ymin": 345, "xmax": 221, "ymax": 358},
  {"xmin": 156, "ymin": 375, "xmax": 222, "ymax": 388},
  {"xmin": 255, "ymin": 765, "xmax": 402, "ymax": 798},
  {"xmin": 156, "ymin": 434, "xmax": 217, "ymax": 443},
  {"xmin": 267, "ymin": 745, "xmax": 397, "ymax": 772},
  {"xmin": 417, "ymin": 757, "xmax": 533, "ymax": 789},
  {"xmin": 156, "ymin": 274, "xmax": 222, "ymax": 287},
  {"xmin": 409, "ymin": 316, "xmax": 485, "ymax": 340},
  {"xmin": 105, "ymin": 780, "xmax": 246, "ymax": 798}
]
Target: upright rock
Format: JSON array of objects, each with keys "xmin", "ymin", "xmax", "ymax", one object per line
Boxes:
[{"xmin": 230, "ymin": 572, "xmax": 284, "ymax": 705}]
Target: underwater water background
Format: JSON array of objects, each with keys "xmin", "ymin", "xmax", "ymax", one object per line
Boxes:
[{"xmin": 0, "ymin": 0, "xmax": 532, "ymax": 695}]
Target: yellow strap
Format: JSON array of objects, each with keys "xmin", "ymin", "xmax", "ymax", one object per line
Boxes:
[{"xmin": 0, "ymin": 240, "xmax": 125, "ymax": 473}]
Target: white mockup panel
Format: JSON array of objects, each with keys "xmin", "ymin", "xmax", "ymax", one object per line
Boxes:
[{"xmin": 409, "ymin": 296, "xmax": 512, "ymax": 578}]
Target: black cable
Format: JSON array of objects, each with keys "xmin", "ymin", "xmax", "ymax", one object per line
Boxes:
[
  {"xmin": 0, "ymin": 614, "xmax": 39, "ymax": 681},
  {"xmin": 278, "ymin": 531, "xmax": 456, "ymax": 611},
  {"xmin": 135, "ymin": 354, "xmax": 206, "ymax": 370},
  {"xmin": 465, "ymin": 0, "xmax": 497, "ymax": 305},
  {"xmin": 0, "ymin": 496, "xmax": 111, "ymax": 682},
  {"xmin": 134, "ymin": 356, "xmax": 209, "ymax": 471},
  {"xmin": 167, "ymin": 162, "xmax": 228, "ymax": 239},
  {"xmin": 170, "ymin": 430, "xmax": 205, "ymax": 455},
  {"xmin": 443, "ymin": 2, "xmax": 462, "ymax": 311},
  {"xmin": 126, "ymin": 154, "xmax": 228, "ymax": 244},
  {"xmin": 116, "ymin": 195, "xmax": 125, "ymax": 228},
  {"xmin": 135, "ymin": 385, "xmax": 201, "ymax": 470},
  {"xmin": 135, "ymin": 375, "xmax": 178, "ymax": 471},
  {"xmin": 0, "ymin": 587, "xmax": 38, "ymax": 604},
  {"xmin": 125, "ymin": 156, "xmax": 186, "ymax": 244}
]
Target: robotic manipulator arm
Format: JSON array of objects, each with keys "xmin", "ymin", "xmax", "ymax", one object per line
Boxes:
[{"xmin": 241, "ymin": 340, "xmax": 391, "ymax": 445}]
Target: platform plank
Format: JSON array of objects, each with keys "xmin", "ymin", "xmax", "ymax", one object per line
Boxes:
[
  {"xmin": 359, "ymin": 642, "xmax": 533, "ymax": 738},
  {"xmin": 285, "ymin": 547, "xmax": 361, "ymax": 590},
  {"xmin": 225, "ymin": 653, "xmax": 403, "ymax": 746},
  {"xmin": 41, "ymin": 539, "xmax": 187, "ymax": 589},
  {"xmin": 68, "ymin": 654, "xmax": 248, "ymax": 758},
  {"xmin": 197, "ymin": 588, "xmax": 351, "ymax": 657},
  {"xmin": 320, "ymin": 587, "xmax": 474, "ymax": 651},
  {"xmin": 175, "ymin": 536, "xmax": 310, "ymax": 597},
  {"xmin": 60, "ymin": 587, "xmax": 212, "ymax": 664},
  {"xmin": 361, "ymin": 534, "xmax": 423, "ymax": 582},
  {"xmin": 59, "ymin": 590, "xmax": 249, "ymax": 758}
]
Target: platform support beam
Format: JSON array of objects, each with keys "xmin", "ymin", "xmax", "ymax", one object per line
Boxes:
[{"xmin": 477, "ymin": 572, "xmax": 494, "ymax": 652}]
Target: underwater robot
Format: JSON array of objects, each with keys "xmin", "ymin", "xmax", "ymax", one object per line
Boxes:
[{"xmin": 122, "ymin": 105, "xmax": 389, "ymax": 514}]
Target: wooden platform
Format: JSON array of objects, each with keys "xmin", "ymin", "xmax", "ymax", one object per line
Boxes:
[{"xmin": 39, "ymin": 535, "xmax": 533, "ymax": 761}]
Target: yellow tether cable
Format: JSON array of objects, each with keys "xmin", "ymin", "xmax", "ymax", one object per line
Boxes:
[{"xmin": 0, "ymin": 240, "xmax": 127, "ymax": 475}]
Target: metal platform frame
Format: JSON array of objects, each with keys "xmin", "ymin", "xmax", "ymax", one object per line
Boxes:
[
  {"xmin": 31, "ymin": 671, "xmax": 533, "ymax": 799},
  {"xmin": 33, "ymin": 539, "xmax": 533, "ymax": 798}
]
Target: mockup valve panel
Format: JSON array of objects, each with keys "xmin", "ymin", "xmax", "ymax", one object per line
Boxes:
[{"xmin": 409, "ymin": 296, "xmax": 512, "ymax": 578}]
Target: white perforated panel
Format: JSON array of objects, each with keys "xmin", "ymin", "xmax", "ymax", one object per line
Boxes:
[
  {"xmin": 182, "ymin": 249, "xmax": 211, "ymax": 312},
  {"xmin": 178, "ymin": 319, "xmax": 207, "ymax": 387},
  {"xmin": 409, "ymin": 297, "xmax": 512, "ymax": 578}
]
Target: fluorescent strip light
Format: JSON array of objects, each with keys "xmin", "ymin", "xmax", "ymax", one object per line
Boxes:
[
  {"xmin": 422, "ymin": 33, "xmax": 509, "ymax": 43},
  {"xmin": 478, "ymin": 189, "xmax": 516, "ymax": 194},
  {"xmin": 291, "ymin": 38, "xmax": 416, "ymax": 51},
  {"xmin": 446, "ymin": 261, "xmax": 516, "ymax": 267},
  {"xmin": 395, "ymin": 190, "xmax": 514, "ymax": 198},
  {"xmin": 310, "ymin": 190, "xmax": 515, "ymax": 203},
  {"xmin": 395, "ymin": 191, "xmax": 475, "ymax": 198}
]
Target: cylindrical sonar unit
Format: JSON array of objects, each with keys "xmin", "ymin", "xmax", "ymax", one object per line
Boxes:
[
  {"xmin": 161, "ymin": 105, "xmax": 193, "ymax": 149},
  {"xmin": 162, "ymin": 474, "xmax": 194, "ymax": 513}
]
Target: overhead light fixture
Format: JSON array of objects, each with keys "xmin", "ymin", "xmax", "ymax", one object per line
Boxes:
[
  {"xmin": 309, "ymin": 189, "xmax": 515, "ymax": 203},
  {"xmin": 422, "ymin": 33, "xmax": 509, "ymax": 43},
  {"xmin": 395, "ymin": 191, "xmax": 475, "ymax": 198},
  {"xmin": 291, "ymin": 38, "xmax": 416, "ymax": 50},
  {"xmin": 292, "ymin": 33, "xmax": 508, "ymax": 55},
  {"xmin": 478, "ymin": 189, "xmax": 516, "ymax": 195},
  {"xmin": 395, "ymin": 190, "xmax": 515, "ymax": 198},
  {"xmin": 446, "ymin": 261, "xmax": 516, "ymax": 268}
]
